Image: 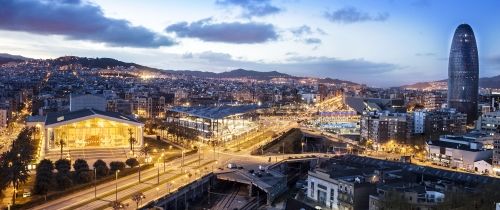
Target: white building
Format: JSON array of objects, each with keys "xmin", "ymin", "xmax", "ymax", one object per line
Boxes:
[
  {"xmin": 307, "ymin": 167, "xmax": 375, "ymax": 210},
  {"xmin": 473, "ymin": 159, "xmax": 493, "ymax": 175},
  {"xmin": 307, "ymin": 169, "xmax": 339, "ymax": 209},
  {"xmin": 426, "ymin": 135, "xmax": 492, "ymax": 170}
]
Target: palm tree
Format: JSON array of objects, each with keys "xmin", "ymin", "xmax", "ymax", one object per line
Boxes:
[
  {"xmin": 56, "ymin": 138, "xmax": 66, "ymax": 160},
  {"xmin": 128, "ymin": 128, "xmax": 137, "ymax": 155},
  {"xmin": 55, "ymin": 132, "xmax": 66, "ymax": 160}
]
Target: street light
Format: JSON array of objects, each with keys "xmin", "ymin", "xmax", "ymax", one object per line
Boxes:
[
  {"xmin": 138, "ymin": 162, "xmax": 141, "ymax": 183},
  {"xmin": 181, "ymin": 149, "xmax": 185, "ymax": 170},
  {"xmin": 115, "ymin": 170, "xmax": 120, "ymax": 202},
  {"xmin": 94, "ymin": 168, "xmax": 97, "ymax": 198},
  {"xmin": 161, "ymin": 153, "xmax": 165, "ymax": 172},
  {"xmin": 157, "ymin": 157, "xmax": 160, "ymax": 184}
]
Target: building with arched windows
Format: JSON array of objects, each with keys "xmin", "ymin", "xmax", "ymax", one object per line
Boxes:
[{"xmin": 31, "ymin": 108, "xmax": 144, "ymax": 160}]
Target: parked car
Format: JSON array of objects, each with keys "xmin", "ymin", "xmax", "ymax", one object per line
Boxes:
[{"xmin": 227, "ymin": 163, "xmax": 238, "ymax": 169}]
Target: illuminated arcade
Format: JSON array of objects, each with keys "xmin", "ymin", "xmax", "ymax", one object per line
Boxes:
[
  {"xmin": 38, "ymin": 108, "xmax": 144, "ymax": 158},
  {"xmin": 167, "ymin": 105, "xmax": 260, "ymax": 143}
]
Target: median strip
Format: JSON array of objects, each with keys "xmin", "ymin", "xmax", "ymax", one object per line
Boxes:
[
  {"xmin": 94, "ymin": 160, "xmax": 217, "ymax": 210},
  {"xmin": 68, "ymin": 158, "xmax": 216, "ymax": 209}
]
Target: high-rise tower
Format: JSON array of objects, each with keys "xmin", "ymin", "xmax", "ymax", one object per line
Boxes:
[{"xmin": 448, "ymin": 24, "xmax": 479, "ymax": 124}]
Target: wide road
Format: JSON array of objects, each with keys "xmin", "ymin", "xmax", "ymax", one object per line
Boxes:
[
  {"xmin": 31, "ymin": 119, "xmax": 296, "ymax": 210},
  {"xmin": 31, "ymin": 141, "xmax": 274, "ymax": 210}
]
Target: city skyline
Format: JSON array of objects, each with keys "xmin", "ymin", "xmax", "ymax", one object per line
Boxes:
[
  {"xmin": 1, "ymin": 0, "xmax": 500, "ymax": 87},
  {"xmin": 2, "ymin": 2, "xmax": 500, "ymax": 209}
]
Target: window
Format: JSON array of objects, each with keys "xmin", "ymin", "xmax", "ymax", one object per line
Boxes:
[{"xmin": 310, "ymin": 182, "xmax": 315, "ymax": 197}]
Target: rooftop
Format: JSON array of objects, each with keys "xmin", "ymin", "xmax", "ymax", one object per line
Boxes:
[
  {"xmin": 168, "ymin": 104, "xmax": 261, "ymax": 119},
  {"xmin": 26, "ymin": 115, "xmax": 46, "ymax": 123},
  {"xmin": 45, "ymin": 108, "xmax": 141, "ymax": 126},
  {"xmin": 427, "ymin": 140, "xmax": 481, "ymax": 152}
]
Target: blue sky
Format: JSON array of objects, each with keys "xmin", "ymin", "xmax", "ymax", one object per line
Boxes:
[{"xmin": 0, "ymin": 0, "xmax": 499, "ymax": 87}]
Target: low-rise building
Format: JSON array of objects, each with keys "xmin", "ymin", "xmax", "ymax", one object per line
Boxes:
[
  {"xmin": 426, "ymin": 135, "xmax": 492, "ymax": 170},
  {"xmin": 369, "ymin": 182, "xmax": 445, "ymax": 210},
  {"xmin": 306, "ymin": 165, "xmax": 376, "ymax": 210}
]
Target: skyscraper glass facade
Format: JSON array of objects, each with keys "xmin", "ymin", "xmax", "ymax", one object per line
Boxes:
[{"xmin": 448, "ymin": 24, "xmax": 479, "ymax": 124}]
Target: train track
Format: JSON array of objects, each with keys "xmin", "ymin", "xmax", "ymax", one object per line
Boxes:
[{"xmin": 213, "ymin": 183, "xmax": 242, "ymax": 210}]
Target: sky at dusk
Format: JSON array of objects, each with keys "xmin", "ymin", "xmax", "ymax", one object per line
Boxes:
[{"xmin": 1, "ymin": 0, "xmax": 499, "ymax": 87}]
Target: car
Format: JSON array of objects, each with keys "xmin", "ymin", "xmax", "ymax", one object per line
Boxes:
[
  {"xmin": 238, "ymin": 166, "xmax": 244, "ymax": 169},
  {"xmin": 248, "ymin": 169, "xmax": 255, "ymax": 174},
  {"xmin": 227, "ymin": 163, "xmax": 237, "ymax": 169}
]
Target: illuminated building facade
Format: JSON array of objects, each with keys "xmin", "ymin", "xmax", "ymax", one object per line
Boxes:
[{"xmin": 39, "ymin": 108, "xmax": 144, "ymax": 158}]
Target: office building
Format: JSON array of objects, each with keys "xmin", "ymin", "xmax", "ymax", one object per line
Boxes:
[{"xmin": 447, "ymin": 24, "xmax": 479, "ymax": 124}]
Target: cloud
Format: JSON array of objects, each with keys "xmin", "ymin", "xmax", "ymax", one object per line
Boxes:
[
  {"xmin": 0, "ymin": 0, "xmax": 176, "ymax": 48},
  {"xmin": 181, "ymin": 52, "xmax": 194, "ymax": 59},
  {"xmin": 291, "ymin": 25, "xmax": 313, "ymax": 36},
  {"xmin": 316, "ymin": 28, "xmax": 328, "ymax": 35},
  {"xmin": 283, "ymin": 56, "xmax": 397, "ymax": 74},
  {"xmin": 215, "ymin": 0, "xmax": 282, "ymax": 18},
  {"xmin": 197, "ymin": 51, "xmax": 233, "ymax": 61},
  {"xmin": 165, "ymin": 18, "xmax": 278, "ymax": 44},
  {"xmin": 303, "ymin": 38, "xmax": 321, "ymax": 45},
  {"xmin": 324, "ymin": 7, "xmax": 389, "ymax": 24}
]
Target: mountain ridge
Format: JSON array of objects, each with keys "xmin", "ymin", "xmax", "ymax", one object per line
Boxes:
[
  {"xmin": 0, "ymin": 53, "xmax": 358, "ymax": 85},
  {"xmin": 0, "ymin": 53, "xmax": 31, "ymax": 65},
  {"xmin": 401, "ymin": 76, "xmax": 500, "ymax": 89}
]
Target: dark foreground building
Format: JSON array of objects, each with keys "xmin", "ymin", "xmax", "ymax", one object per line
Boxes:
[{"xmin": 447, "ymin": 24, "xmax": 479, "ymax": 124}]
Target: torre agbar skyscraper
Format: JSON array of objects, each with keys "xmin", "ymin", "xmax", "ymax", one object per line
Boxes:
[{"xmin": 448, "ymin": 24, "xmax": 479, "ymax": 124}]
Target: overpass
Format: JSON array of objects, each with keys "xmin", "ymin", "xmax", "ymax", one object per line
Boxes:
[{"xmin": 216, "ymin": 168, "xmax": 286, "ymax": 205}]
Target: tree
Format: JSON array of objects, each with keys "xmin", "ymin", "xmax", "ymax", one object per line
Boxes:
[
  {"xmin": 93, "ymin": 159, "xmax": 109, "ymax": 178},
  {"xmin": 73, "ymin": 159, "xmax": 91, "ymax": 184},
  {"xmin": 125, "ymin": 158, "xmax": 139, "ymax": 168},
  {"xmin": 55, "ymin": 173, "xmax": 72, "ymax": 190},
  {"xmin": 128, "ymin": 128, "xmax": 137, "ymax": 155},
  {"xmin": 33, "ymin": 159, "xmax": 54, "ymax": 199},
  {"xmin": 55, "ymin": 159, "xmax": 71, "ymax": 174},
  {"xmin": 110, "ymin": 161, "xmax": 125, "ymax": 172},
  {"xmin": 377, "ymin": 190, "xmax": 411, "ymax": 210},
  {"xmin": 54, "ymin": 159, "xmax": 72, "ymax": 189},
  {"xmin": 0, "ymin": 127, "xmax": 36, "ymax": 204},
  {"xmin": 131, "ymin": 192, "xmax": 146, "ymax": 209},
  {"xmin": 140, "ymin": 144, "xmax": 152, "ymax": 157}
]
